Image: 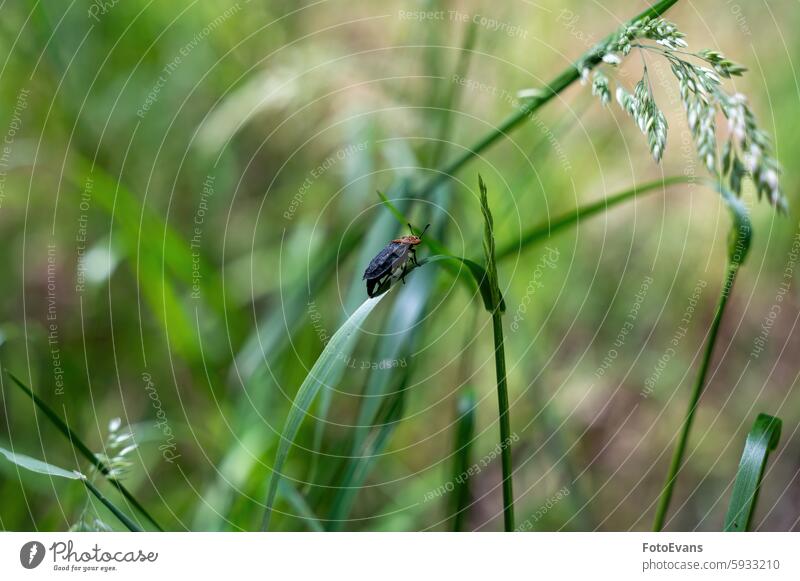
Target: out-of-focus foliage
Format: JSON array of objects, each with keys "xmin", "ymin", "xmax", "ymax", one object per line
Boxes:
[{"xmin": 0, "ymin": 0, "xmax": 798, "ymax": 531}]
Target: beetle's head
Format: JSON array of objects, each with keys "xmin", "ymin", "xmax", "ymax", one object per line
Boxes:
[
  {"xmin": 393, "ymin": 234, "xmax": 421, "ymax": 245},
  {"xmin": 393, "ymin": 223, "xmax": 430, "ymax": 245}
]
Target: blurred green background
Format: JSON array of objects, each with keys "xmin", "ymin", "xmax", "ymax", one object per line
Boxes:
[{"xmin": 0, "ymin": 0, "xmax": 798, "ymax": 531}]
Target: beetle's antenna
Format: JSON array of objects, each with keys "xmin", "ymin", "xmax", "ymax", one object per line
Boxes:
[
  {"xmin": 407, "ymin": 223, "xmax": 414, "ymax": 235},
  {"xmin": 420, "ymin": 224, "xmax": 430, "ymax": 238}
]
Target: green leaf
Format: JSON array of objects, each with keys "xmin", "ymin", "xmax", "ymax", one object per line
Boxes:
[
  {"xmin": 5, "ymin": 371, "xmax": 163, "ymax": 531},
  {"xmin": 0, "ymin": 446, "xmax": 83, "ymax": 480},
  {"xmin": 261, "ymin": 294, "xmax": 388, "ymax": 530},
  {"xmin": 724, "ymin": 414, "xmax": 782, "ymax": 532}
]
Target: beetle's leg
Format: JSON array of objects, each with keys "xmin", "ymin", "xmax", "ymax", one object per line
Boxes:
[
  {"xmin": 401, "ymin": 263, "xmax": 408, "ymax": 284},
  {"xmin": 410, "ymin": 248, "xmax": 420, "ymax": 267}
]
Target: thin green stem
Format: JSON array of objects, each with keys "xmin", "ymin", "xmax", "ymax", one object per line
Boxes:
[
  {"xmin": 83, "ymin": 479, "xmax": 143, "ymax": 532},
  {"xmin": 479, "ymin": 175, "xmax": 514, "ymax": 531},
  {"xmin": 652, "ymin": 184, "xmax": 751, "ymax": 531},
  {"xmin": 652, "ymin": 261, "xmax": 738, "ymax": 531},
  {"xmin": 491, "ymin": 305, "xmax": 515, "ymax": 531},
  {"xmin": 414, "ymin": 0, "xmax": 681, "ymax": 199}
]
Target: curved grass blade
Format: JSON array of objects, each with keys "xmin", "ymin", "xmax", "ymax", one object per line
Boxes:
[
  {"xmin": 724, "ymin": 414, "xmax": 782, "ymax": 532},
  {"xmin": 5, "ymin": 371, "xmax": 163, "ymax": 531},
  {"xmin": 278, "ymin": 479, "xmax": 324, "ymax": 532},
  {"xmin": 451, "ymin": 389, "xmax": 476, "ymax": 532},
  {"xmin": 307, "ymin": 182, "xmax": 411, "ymax": 487},
  {"xmin": 652, "ymin": 184, "xmax": 752, "ymax": 531},
  {"xmin": 261, "ymin": 294, "xmax": 388, "ymax": 530},
  {"xmin": 479, "ymin": 175, "xmax": 515, "ymax": 531},
  {"xmin": 424, "ymin": 255, "xmax": 505, "ymax": 313},
  {"xmin": 495, "ymin": 175, "xmax": 697, "ymax": 260},
  {"xmin": 0, "ymin": 446, "xmax": 141, "ymax": 532},
  {"xmin": 336, "ymin": 263, "xmax": 437, "ymax": 499},
  {"xmin": 0, "ymin": 446, "xmax": 83, "ymax": 480}
]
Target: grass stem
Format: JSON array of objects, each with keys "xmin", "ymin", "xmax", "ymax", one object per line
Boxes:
[
  {"xmin": 652, "ymin": 184, "xmax": 751, "ymax": 531},
  {"xmin": 652, "ymin": 261, "xmax": 738, "ymax": 531},
  {"xmin": 414, "ymin": 0, "xmax": 681, "ymax": 199}
]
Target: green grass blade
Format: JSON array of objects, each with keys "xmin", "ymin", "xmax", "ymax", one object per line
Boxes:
[
  {"xmin": 5, "ymin": 371, "xmax": 164, "ymax": 531},
  {"xmin": 479, "ymin": 175, "xmax": 514, "ymax": 531},
  {"xmin": 424, "ymin": 255, "xmax": 505, "ymax": 313},
  {"xmin": 0, "ymin": 446, "xmax": 83, "ymax": 480},
  {"xmin": 261, "ymin": 294, "xmax": 388, "ymax": 530},
  {"xmin": 652, "ymin": 184, "xmax": 752, "ymax": 531},
  {"xmin": 341, "ymin": 266, "xmax": 436, "ymax": 482},
  {"xmin": 451, "ymin": 389, "xmax": 476, "ymax": 532},
  {"xmin": 278, "ymin": 479, "xmax": 324, "ymax": 532},
  {"xmin": 0, "ymin": 445, "xmax": 141, "ymax": 532},
  {"xmin": 306, "ymin": 183, "xmax": 410, "ymax": 486},
  {"xmin": 495, "ymin": 176, "xmax": 697, "ymax": 260},
  {"xmin": 724, "ymin": 414, "xmax": 782, "ymax": 532}
]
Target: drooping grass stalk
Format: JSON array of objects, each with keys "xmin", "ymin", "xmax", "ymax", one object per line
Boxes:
[
  {"xmin": 414, "ymin": 0, "xmax": 681, "ymax": 200},
  {"xmin": 652, "ymin": 185, "xmax": 751, "ymax": 531},
  {"xmin": 5, "ymin": 371, "xmax": 164, "ymax": 531},
  {"xmin": 724, "ymin": 413, "xmax": 782, "ymax": 531},
  {"xmin": 479, "ymin": 176, "xmax": 515, "ymax": 531}
]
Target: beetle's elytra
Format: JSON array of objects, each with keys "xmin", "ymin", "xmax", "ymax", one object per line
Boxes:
[{"xmin": 363, "ymin": 223, "xmax": 430, "ymax": 297}]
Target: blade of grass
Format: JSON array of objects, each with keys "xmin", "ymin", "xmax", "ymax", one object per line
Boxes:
[
  {"xmin": 0, "ymin": 446, "xmax": 141, "ymax": 532},
  {"xmin": 479, "ymin": 175, "xmax": 514, "ymax": 531},
  {"xmin": 261, "ymin": 294, "xmax": 388, "ymax": 530},
  {"xmin": 335, "ymin": 263, "xmax": 437, "ymax": 493},
  {"xmin": 652, "ymin": 184, "xmax": 752, "ymax": 531},
  {"xmin": 0, "ymin": 446, "xmax": 83, "ymax": 480},
  {"xmin": 496, "ymin": 175, "xmax": 698, "ymax": 260},
  {"xmin": 5, "ymin": 371, "xmax": 163, "ymax": 531},
  {"xmin": 724, "ymin": 413, "xmax": 782, "ymax": 532},
  {"xmin": 414, "ymin": 0, "xmax": 682, "ymax": 200},
  {"xmin": 307, "ymin": 182, "xmax": 411, "ymax": 487},
  {"xmin": 451, "ymin": 388, "xmax": 476, "ymax": 532},
  {"xmin": 278, "ymin": 479, "xmax": 324, "ymax": 532}
]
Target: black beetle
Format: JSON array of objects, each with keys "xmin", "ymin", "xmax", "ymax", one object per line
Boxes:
[{"xmin": 363, "ymin": 223, "xmax": 430, "ymax": 297}]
